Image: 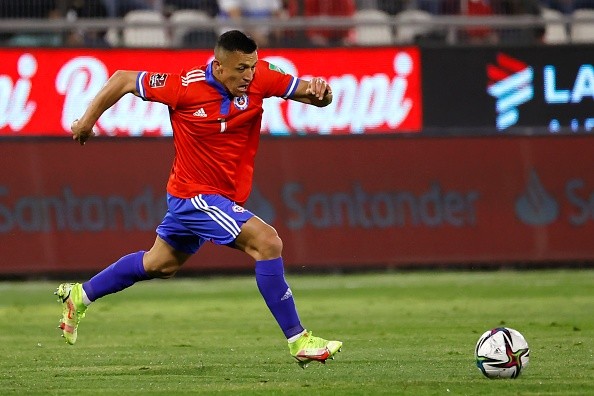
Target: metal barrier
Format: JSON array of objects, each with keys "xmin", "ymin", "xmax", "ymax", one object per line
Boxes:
[{"xmin": 1, "ymin": 2, "xmax": 593, "ymax": 47}]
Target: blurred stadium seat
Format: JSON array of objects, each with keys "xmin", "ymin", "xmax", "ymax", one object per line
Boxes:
[
  {"xmin": 570, "ymin": 8, "xmax": 594, "ymax": 43},
  {"xmin": 170, "ymin": 9, "xmax": 217, "ymax": 48},
  {"xmin": 353, "ymin": 9, "xmax": 393, "ymax": 45},
  {"xmin": 123, "ymin": 9, "xmax": 170, "ymax": 47},
  {"xmin": 2, "ymin": 1, "xmax": 594, "ymax": 47},
  {"xmin": 542, "ymin": 7, "xmax": 569, "ymax": 44},
  {"xmin": 394, "ymin": 9, "xmax": 434, "ymax": 44}
]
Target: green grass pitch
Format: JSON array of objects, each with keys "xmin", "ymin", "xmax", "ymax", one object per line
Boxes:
[{"xmin": 1, "ymin": 270, "xmax": 593, "ymax": 395}]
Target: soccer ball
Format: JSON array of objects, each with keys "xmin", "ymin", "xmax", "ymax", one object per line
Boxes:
[{"xmin": 475, "ymin": 327, "xmax": 530, "ymax": 379}]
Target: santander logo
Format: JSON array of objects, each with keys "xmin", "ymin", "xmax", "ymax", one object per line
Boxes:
[
  {"xmin": 514, "ymin": 169, "xmax": 559, "ymax": 226},
  {"xmin": 487, "ymin": 53, "xmax": 534, "ymax": 131}
]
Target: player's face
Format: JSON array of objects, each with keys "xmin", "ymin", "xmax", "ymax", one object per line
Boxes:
[{"xmin": 214, "ymin": 50, "xmax": 258, "ymax": 97}]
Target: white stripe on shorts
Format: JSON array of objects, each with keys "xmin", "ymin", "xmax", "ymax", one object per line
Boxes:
[{"xmin": 190, "ymin": 195, "xmax": 241, "ymax": 238}]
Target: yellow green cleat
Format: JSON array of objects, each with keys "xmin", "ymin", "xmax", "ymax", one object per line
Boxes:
[
  {"xmin": 288, "ymin": 330, "xmax": 342, "ymax": 368},
  {"xmin": 55, "ymin": 283, "xmax": 87, "ymax": 345}
]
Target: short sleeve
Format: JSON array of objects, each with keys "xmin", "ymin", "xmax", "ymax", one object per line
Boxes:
[
  {"xmin": 136, "ymin": 71, "xmax": 183, "ymax": 109},
  {"xmin": 257, "ymin": 60, "xmax": 300, "ymax": 99}
]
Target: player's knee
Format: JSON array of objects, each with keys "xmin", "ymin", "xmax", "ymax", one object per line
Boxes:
[
  {"xmin": 143, "ymin": 237, "xmax": 189, "ymax": 278},
  {"xmin": 237, "ymin": 219, "xmax": 283, "ymax": 260},
  {"xmin": 143, "ymin": 255, "xmax": 181, "ymax": 279},
  {"xmin": 159, "ymin": 268, "xmax": 177, "ymax": 279},
  {"xmin": 145, "ymin": 261, "xmax": 180, "ymax": 279},
  {"xmin": 259, "ymin": 233, "xmax": 283, "ymax": 260}
]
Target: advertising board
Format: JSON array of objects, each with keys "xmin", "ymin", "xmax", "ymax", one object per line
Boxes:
[
  {"xmin": 423, "ymin": 46, "xmax": 594, "ymax": 135},
  {"xmin": 0, "ymin": 47, "xmax": 422, "ymax": 137},
  {"xmin": 2, "ymin": 136, "xmax": 594, "ymax": 275}
]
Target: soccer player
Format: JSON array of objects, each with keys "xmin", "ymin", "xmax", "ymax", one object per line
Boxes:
[{"xmin": 56, "ymin": 30, "xmax": 342, "ymax": 368}]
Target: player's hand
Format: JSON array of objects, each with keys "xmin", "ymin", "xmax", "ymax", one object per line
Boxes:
[
  {"xmin": 306, "ymin": 77, "xmax": 331, "ymax": 101},
  {"xmin": 71, "ymin": 119, "xmax": 95, "ymax": 146}
]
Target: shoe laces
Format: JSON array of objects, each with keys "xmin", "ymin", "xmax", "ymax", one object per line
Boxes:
[{"xmin": 301, "ymin": 331, "xmax": 329, "ymax": 349}]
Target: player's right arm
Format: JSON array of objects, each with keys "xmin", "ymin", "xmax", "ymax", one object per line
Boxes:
[{"xmin": 71, "ymin": 70, "xmax": 140, "ymax": 146}]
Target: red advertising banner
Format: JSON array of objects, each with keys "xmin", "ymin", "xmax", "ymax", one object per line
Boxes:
[
  {"xmin": 0, "ymin": 47, "xmax": 421, "ymax": 137},
  {"xmin": 1, "ymin": 136, "xmax": 593, "ymax": 275}
]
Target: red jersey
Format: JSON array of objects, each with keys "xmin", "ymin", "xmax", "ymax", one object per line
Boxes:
[{"xmin": 136, "ymin": 60, "xmax": 299, "ymax": 204}]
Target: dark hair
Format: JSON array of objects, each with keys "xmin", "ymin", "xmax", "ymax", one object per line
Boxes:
[{"xmin": 216, "ymin": 30, "xmax": 258, "ymax": 54}]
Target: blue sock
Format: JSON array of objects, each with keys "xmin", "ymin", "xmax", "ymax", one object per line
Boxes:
[
  {"xmin": 255, "ymin": 257, "xmax": 304, "ymax": 339},
  {"xmin": 82, "ymin": 251, "xmax": 151, "ymax": 302}
]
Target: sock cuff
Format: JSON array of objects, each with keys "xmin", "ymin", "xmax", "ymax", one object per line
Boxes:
[
  {"xmin": 286, "ymin": 326, "xmax": 306, "ymax": 341},
  {"xmin": 81, "ymin": 282, "xmax": 95, "ymax": 302},
  {"xmin": 134, "ymin": 250, "xmax": 149, "ymax": 279},
  {"xmin": 255, "ymin": 257, "xmax": 284, "ymax": 276}
]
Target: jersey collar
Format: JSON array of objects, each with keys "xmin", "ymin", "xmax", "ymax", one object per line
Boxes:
[{"xmin": 206, "ymin": 62, "xmax": 231, "ymax": 116}]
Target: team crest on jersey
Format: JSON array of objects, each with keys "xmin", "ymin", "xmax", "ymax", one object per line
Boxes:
[
  {"xmin": 232, "ymin": 204, "xmax": 246, "ymax": 213},
  {"xmin": 149, "ymin": 73, "xmax": 167, "ymax": 88},
  {"xmin": 233, "ymin": 94, "xmax": 249, "ymax": 110}
]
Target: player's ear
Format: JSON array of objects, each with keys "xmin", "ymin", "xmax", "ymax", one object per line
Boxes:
[{"xmin": 213, "ymin": 59, "xmax": 222, "ymax": 73}]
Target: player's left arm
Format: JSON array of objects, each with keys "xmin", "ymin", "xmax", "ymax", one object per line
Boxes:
[{"xmin": 290, "ymin": 78, "xmax": 333, "ymax": 107}]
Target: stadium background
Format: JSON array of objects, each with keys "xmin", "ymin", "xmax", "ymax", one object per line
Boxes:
[{"xmin": 1, "ymin": 0, "xmax": 594, "ymax": 276}]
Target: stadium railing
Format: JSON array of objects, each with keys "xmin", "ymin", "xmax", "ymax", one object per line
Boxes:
[{"xmin": 0, "ymin": 12, "xmax": 593, "ymax": 47}]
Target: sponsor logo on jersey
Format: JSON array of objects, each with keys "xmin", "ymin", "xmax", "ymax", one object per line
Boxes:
[
  {"xmin": 193, "ymin": 108, "xmax": 207, "ymax": 117},
  {"xmin": 149, "ymin": 73, "xmax": 168, "ymax": 88},
  {"xmin": 233, "ymin": 94, "xmax": 249, "ymax": 110}
]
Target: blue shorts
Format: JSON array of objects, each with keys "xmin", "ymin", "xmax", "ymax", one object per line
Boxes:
[{"xmin": 156, "ymin": 193, "xmax": 255, "ymax": 254}]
